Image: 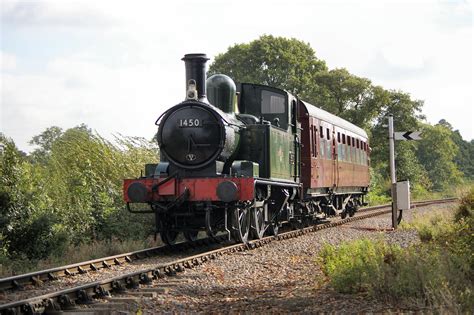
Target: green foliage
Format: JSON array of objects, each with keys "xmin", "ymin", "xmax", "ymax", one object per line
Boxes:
[
  {"xmin": 209, "ymin": 35, "xmax": 327, "ymax": 99},
  {"xmin": 28, "ymin": 126, "xmax": 63, "ymax": 164},
  {"xmin": 320, "ymin": 199, "xmax": 474, "ymax": 312},
  {"xmin": 455, "ymin": 187, "xmax": 474, "ymax": 222},
  {"xmin": 369, "ymin": 90, "xmax": 427, "ymax": 187},
  {"xmin": 366, "ymin": 166, "xmax": 391, "ymax": 205},
  {"xmin": 319, "ymin": 239, "xmax": 398, "ymax": 293},
  {"xmin": 311, "ymin": 69, "xmax": 388, "ymax": 129},
  {"xmin": 417, "ymin": 124, "xmax": 463, "ymax": 190},
  {"xmin": 0, "ymin": 126, "xmax": 158, "ymax": 261}
]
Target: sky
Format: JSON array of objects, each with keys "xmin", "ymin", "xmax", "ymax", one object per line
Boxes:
[{"xmin": 1, "ymin": 0, "xmax": 472, "ymax": 152}]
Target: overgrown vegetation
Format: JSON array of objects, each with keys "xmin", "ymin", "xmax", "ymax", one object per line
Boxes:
[
  {"xmin": 0, "ymin": 125, "xmax": 158, "ymax": 275},
  {"xmin": 318, "ymin": 189, "xmax": 474, "ymax": 312}
]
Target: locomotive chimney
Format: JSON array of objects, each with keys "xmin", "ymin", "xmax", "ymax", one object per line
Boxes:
[{"xmin": 182, "ymin": 53, "xmax": 210, "ymax": 101}]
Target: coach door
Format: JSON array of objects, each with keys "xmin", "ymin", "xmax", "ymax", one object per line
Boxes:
[
  {"xmin": 312, "ymin": 118, "xmax": 323, "ymax": 188},
  {"xmin": 291, "ymin": 100, "xmax": 301, "ymax": 182}
]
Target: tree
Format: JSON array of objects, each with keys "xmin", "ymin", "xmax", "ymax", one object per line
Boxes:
[
  {"xmin": 311, "ymin": 69, "xmax": 389, "ymax": 128},
  {"xmin": 209, "ymin": 35, "xmax": 327, "ymax": 98},
  {"xmin": 438, "ymin": 119, "xmax": 474, "ymax": 180},
  {"xmin": 417, "ymin": 124, "xmax": 463, "ymax": 190},
  {"xmin": 0, "ymin": 133, "xmax": 64, "ymax": 259},
  {"xmin": 28, "ymin": 126, "xmax": 63, "ymax": 164},
  {"xmin": 209, "ymin": 36, "xmax": 390, "ymax": 130},
  {"xmin": 1, "ymin": 126, "xmax": 160, "ymax": 260},
  {"xmin": 369, "ymin": 90, "xmax": 429, "ymax": 190}
]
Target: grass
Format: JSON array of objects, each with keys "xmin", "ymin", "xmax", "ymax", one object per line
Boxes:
[
  {"xmin": 318, "ymin": 188, "xmax": 474, "ymax": 312},
  {"xmin": 367, "ymin": 182, "xmax": 472, "ymax": 206}
]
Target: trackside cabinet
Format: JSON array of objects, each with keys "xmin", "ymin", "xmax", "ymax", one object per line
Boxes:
[{"xmin": 396, "ymin": 180, "xmax": 410, "ymax": 210}]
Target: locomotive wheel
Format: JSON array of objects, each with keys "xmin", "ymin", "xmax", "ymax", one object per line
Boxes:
[
  {"xmin": 251, "ymin": 206, "xmax": 266, "ymax": 240},
  {"xmin": 183, "ymin": 231, "xmax": 199, "ymax": 242},
  {"xmin": 231, "ymin": 207, "xmax": 250, "ymax": 244},
  {"xmin": 160, "ymin": 230, "xmax": 179, "ymax": 246}
]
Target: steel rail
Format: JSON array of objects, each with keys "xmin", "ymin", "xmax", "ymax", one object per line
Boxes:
[
  {"xmin": 0, "ymin": 198, "xmax": 457, "ymax": 314},
  {"xmin": 0, "ymin": 198, "xmax": 456, "ymax": 293},
  {"xmin": 0, "ymin": 236, "xmax": 227, "ymax": 292}
]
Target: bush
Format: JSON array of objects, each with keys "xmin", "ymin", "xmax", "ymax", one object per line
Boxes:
[
  {"xmin": 455, "ymin": 187, "xmax": 473, "ymax": 222},
  {"xmin": 319, "ymin": 239, "xmax": 400, "ymax": 293},
  {"xmin": 319, "ymin": 240, "xmax": 472, "ymax": 311},
  {"xmin": 1, "ymin": 127, "xmax": 158, "ymax": 261},
  {"xmin": 7, "ymin": 212, "xmax": 70, "ymax": 260},
  {"xmin": 319, "ymin": 195, "xmax": 474, "ymax": 312}
]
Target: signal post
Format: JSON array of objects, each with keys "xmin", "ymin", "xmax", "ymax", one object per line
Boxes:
[{"xmin": 388, "ymin": 114, "xmax": 422, "ymax": 229}]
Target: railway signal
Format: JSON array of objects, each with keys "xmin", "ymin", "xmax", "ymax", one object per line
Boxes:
[
  {"xmin": 394, "ymin": 131, "xmax": 422, "ymax": 141},
  {"xmin": 388, "ymin": 116, "xmax": 423, "ymax": 229}
]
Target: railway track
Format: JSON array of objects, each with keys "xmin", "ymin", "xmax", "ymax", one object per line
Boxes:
[{"xmin": 0, "ymin": 198, "xmax": 457, "ymax": 314}]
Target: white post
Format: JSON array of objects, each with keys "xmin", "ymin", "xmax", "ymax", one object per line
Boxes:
[{"xmin": 388, "ymin": 114, "xmax": 397, "ymax": 229}]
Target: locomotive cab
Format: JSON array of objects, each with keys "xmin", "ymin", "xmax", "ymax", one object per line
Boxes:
[
  {"xmin": 238, "ymin": 84, "xmax": 292, "ymax": 131},
  {"xmin": 235, "ymin": 83, "xmax": 301, "ymax": 182}
]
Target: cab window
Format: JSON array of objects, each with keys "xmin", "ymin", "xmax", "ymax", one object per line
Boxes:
[{"xmin": 261, "ymin": 90, "xmax": 285, "ymax": 114}]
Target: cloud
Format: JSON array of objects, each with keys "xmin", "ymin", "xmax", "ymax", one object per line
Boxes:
[
  {"xmin": 0, "ymin": 51, "xmax": 17, "ymax": 71},
  {"xmin": 365, "ymin": 51, "xmax": 434, "ymax": 80},
  {"xmin": 1, "ymin": 52, "xmax": 184, "ymax": 151},
  {"xmin": 434, "ymin": 0, "xmax": 473, "ymax": 30},
  {"xmin": 1, "ymin": 0, "xmax": 116, "ymax": 28}
]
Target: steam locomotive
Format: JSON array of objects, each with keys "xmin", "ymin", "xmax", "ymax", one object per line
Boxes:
[{"xmin": 123, "ymin": 54, "xmax": 370, "ymax": 245}]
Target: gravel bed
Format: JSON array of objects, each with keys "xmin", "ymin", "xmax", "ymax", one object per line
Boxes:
[{"xmin": 136, "ymin": 202, "xmax": 458, "ymax": 313}]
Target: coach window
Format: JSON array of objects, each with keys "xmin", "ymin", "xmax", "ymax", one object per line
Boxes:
[
  {"xmin": 349, "ymin": 136, "xmax": 353, "ymax": 162},
  {"xmin": 312, "ymin": 126, "xmax": 317, "ymax": 157},
  {"xmin": 352, "ymin": 137, "xmax": 356, "ymax": 163},
  {"xmin": 326, "ymin": 128, "xmax": 331, "ymax": 158},
  {"xmin": 364, "ymin": 142, "xmax": 368, "ymax": 165},
  {"xmin": 364, "ymin": 142, "xmax": 367, "ymax": 165},
  {"xmin": 350, "ymin": 137, "xmax": 353, "ymax": 162},
  {"xmin": 345, "ymin": 136, "xmax": 348, "ymax": 162},
  {"xmin": 356, "ymin": 139, "xmax": 362, "ymax": 164},
  {"xmin": 337, "ymin": 132, "xmax": 342, "ymax": 161},
  {"xmin": 341, "ymin": 134, "xmax": 346, "ymax": 161},
  {"xmin": 319, "ymin": 125, "xmax": 325, "ymax": 158}
]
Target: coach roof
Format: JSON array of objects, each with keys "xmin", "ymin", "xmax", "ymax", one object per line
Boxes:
[{"xmin": 300, "ymin": 100, "xmax": 368, "ymax": 139}]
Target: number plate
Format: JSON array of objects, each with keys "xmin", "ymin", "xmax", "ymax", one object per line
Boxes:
[{"xmin": 178, "ymin": 118, "xmax": 202, "ymax": 128}]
